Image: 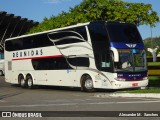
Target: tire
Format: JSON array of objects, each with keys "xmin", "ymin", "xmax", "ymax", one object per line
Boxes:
[
  {"xmin": 81, "ymin": 75, "xmax": 95, "ymax": 92},
  {"xmin": 0, "ymin": 70, "xmax": 3, "ymax": 76},
  {"xmin": 26, "ymin": 75, "xmax": 34, "ymax": 89},
  {"xmin": 18, "ymin": 74, "xmax": 26, "ymax": 88}
]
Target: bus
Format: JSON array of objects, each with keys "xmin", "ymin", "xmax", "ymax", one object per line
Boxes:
[
  {"xmin": 0, "ymin": 53, "xmax": 4, "ymax": 76},
  {"xmin": 4, "ymin": 21, "xmax": 148, "ymax": 92}
]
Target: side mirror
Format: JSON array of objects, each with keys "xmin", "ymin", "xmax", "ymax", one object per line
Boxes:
[{"xmin": 110, "ymin": 47, "xmax": 119, "ymax": 62}]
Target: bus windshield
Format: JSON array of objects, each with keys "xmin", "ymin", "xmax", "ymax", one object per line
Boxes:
[
  {"xmin": 106, "ymin": 22, "xmax": 143, "ymax": 43},
  {"xmin": 114, "ymin": 49, "xmax": 147, "ymax": 72}
]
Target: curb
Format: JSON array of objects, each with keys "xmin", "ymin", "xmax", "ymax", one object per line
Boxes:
[{"xmin": 94, "ymin": 93, "xmax": 160, "ymax": 98}]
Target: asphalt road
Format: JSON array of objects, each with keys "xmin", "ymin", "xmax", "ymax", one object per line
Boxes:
[{"xmin": 0, "ymin": 76, "xmax": 160, "ymax": 120}]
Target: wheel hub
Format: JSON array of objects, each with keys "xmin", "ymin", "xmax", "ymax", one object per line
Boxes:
[
  {"xmin": 21, "ymin": 79, "xmax": 25, "ymax": 86},
  {"xmin": 85, "ymin": 79, "xmax": 93, "ymax": 89},
  {"xmin": 28, "ymin": 79, "xmax": 32, "ymax": 87}
]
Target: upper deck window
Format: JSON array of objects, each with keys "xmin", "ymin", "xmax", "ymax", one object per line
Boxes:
[
  {"xmin": 48, "ymin": 26, "xmax": 87, "ymax": 45},
  {"xmin": 5, "ymin": 26, "xmax": 87, "ymax": 51},
  {"xmin": 106, "ymin": 23, "xmax": 143, "ymax": 43},
  {"xmin": 89, "ymin": 22, "xmax": 109, "ymax": 42}
]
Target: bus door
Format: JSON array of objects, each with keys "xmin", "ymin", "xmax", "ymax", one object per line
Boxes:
[
  {"xmin": 66, "ymin": 68, "xmax": 77, "ymax": 87},
  {"xmin": 67, "ymin": 56, "xmax": 90, "ymax": 87},
  {"xmin": 64, "ymin": 56, "xmax": 78, "ymax": 87}
]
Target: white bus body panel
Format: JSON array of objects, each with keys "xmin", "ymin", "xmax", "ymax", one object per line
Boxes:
[{"xmin": 0, "ymin": 59, "xmax": 4, "ymax": 75}]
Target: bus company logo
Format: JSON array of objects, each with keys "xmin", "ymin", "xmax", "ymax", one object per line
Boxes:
[
  {"xmin": 2, "ymin": 112, "xmax": 12, "ymax": 117},
  {"xmin": 1, "ymin": 112, "xmax": 42, "ymax": 118},
  {"xmin": 126, "ymin": 44, "xmax": 137, "ymax": 48},
  {"xmin": 13, "ymin": 49, "xmax": 43, "ymax": 58},
  {"xmin": 129, "ymin": 74, "xmax": 141, "ymax": 77}
]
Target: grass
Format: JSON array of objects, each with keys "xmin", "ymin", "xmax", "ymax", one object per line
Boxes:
[
  {"xmin": 148, "ymin": 62, "xmax": 160, "ymax": 66},
  {"xmin": 148, "ymin": 76, "xmax": 160, "ymax": 87},
  {"xmin": 117, "ymin": 76, "xmax": 160, "ymax": 93},
  {"xmin": 147, "ymin": 62, "xmax": 160, "ymax": 88}
]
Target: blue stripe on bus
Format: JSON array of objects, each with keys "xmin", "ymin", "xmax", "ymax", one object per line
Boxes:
[
  {"xmin": 117, "ymin": 72, "xmax": 147, "ymax": 81},
  {"xmin": 110, "ymin": 42, "xmax": 144, "ymax": 49}
]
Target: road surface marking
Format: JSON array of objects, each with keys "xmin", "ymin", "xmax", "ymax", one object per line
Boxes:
[{"xmin": 0, "ymin": 100, "xmax": 160, "ymax": 108}]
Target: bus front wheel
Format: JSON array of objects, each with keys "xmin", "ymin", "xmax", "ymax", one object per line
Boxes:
[
  {"xmin": 26, "ymin": 75, "xmax": 34, "ymax": 89},
  {"xmin": 81, "ymin": 75, "xmax": 95, "ymax": 92}
]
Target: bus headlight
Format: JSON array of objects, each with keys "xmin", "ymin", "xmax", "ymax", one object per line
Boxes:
[
  {"xmin": 115, "ymin": 78, "xmax": 126, "ymax": 81},
  {"xmin": 142, "ymin": 77, "xmax": 148, "ymax": 80}
]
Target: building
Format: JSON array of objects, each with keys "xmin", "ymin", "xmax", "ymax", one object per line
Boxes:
[{"xmin": 0, "ymin": 11, "xmax": 39, "ymax": 55}]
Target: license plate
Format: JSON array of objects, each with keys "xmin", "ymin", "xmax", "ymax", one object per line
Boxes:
[{"xmin": 132, "ymin": 83, "xmax": 138, "ymax": 87}]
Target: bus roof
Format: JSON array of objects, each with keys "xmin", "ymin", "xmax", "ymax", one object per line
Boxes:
[
  {"xmin": 5, "ymin": 22, "xmax": 90, "ymax": 41},
  {"xmin": 5, "ymin": 20, "xmax": 129, "ymax": 42}
]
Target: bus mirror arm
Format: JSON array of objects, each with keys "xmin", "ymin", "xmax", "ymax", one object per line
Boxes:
[{"xmin": 110, "ymin": 47, "xmax": 119, "ymax": 62}]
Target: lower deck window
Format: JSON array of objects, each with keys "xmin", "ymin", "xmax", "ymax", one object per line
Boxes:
[
  {"xmin": 32, "ymin": 57, "xmax": 71, "ymax": 70},
  {"xmin": 32, "ymin": 57, "xmax": 90, "ymax": 70}
]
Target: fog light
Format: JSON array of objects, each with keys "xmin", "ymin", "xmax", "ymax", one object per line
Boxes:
[
  {"xmin": 143, "ymin": 77, "xmax": 148, "ymax": 80},
  {"xmin": 115, "ymin": 78, "xmax": 126, "ymax": 81}
]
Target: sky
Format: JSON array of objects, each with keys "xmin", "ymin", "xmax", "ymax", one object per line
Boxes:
[{"xmin": 0, "ymin": 0, "xmax": 159, "ymax": 39}]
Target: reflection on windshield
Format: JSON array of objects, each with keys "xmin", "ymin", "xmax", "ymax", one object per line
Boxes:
[
  {"xmin": 106, "ymin": 23, "xmax": 142, "ymax": 43},
  {"xmin": 114, "ymin": 49, "xmax": 147, "ymax": 72}
]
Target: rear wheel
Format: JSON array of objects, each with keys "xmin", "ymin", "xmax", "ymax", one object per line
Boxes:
[
  {"xmin": 81, "ymin": 75, "xmax": 95, "ymax": 92},
  {"xmin": 0, "ymin": 70, "xmax": 3, "ymax": 76},
  {"xmin": 26, "ymin": 75, "xmax": 34, "ymax": 89},
  {"xmin": 18, "ymin": 74, "xmax": 26, "ymax": 88}
]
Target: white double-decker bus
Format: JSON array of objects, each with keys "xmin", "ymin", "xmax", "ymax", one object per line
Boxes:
[{"xmin": 5, "ymin": 21, "xmax": 148, "ymax": 91}]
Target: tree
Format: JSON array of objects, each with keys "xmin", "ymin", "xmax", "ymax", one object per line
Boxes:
[
  {"xmin": 28, "ymin": 0, "xmax": 159, "ymax": 33},
  {"xmin": 144, "ymin": 36, "xmax": 160, "ymax": 48},
  {"xmin": 144, "ymin": 36, "xmax": 160, "ymax": 57}
]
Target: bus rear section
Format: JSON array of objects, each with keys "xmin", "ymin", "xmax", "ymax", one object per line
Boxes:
[{"xmin": 0, "ymin": 59, "xmax": 4, "ymax": 76}]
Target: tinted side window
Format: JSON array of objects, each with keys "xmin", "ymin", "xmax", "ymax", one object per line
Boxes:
[
  {"xmin": 94, "ymin": 53, "xmax": 112, "ymax": 71},
  {"xmin": 5, "ymin": 34, "xmax": 53, "ymax": 51},
  {"xmin": 5, "ymin": 26, "xmax": 87, "ymax": 51},
  {"xmin": 5, "ymin": 39, "xmax": 23, "ymax": 51},
  {"xmin": 67, "ymin": 57, "xmax": 90, "ymax": 67},
  {"xmin": 88, "ymin": 22, "xmax": 111, "ymax": 72},
  {"xmin": 22, "ymin": 34, "xmax": 53, "ymax": 49},
  {"xmin": 73, "ymin": 26, "xmax": 87, "ymax": 41},
  {"xmin": 88, "ymin": 23, "xmax": 109, "ymax": 42},
  {"xmin": 5, "ymin": 40, "xmax": 13, "ymax": 51},
  {"xmin": 48, "ymin": 26, "xmax": 87, "ymax": 45},
  {"xmin": 32, "ymin": 34, "xmax": 53, "ymax": 48},
  {"xmin": 23, "ymin": 37, "xmax": 33, "ymax": 49},
  {"xmin": 32, "ymin": 57, "xmax": 72, "ymax": 70}
]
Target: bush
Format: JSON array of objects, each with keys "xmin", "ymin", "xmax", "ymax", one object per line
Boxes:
[
  {"xmin": 147, "ymin": 51, "xmax": 152, "ymax": 57},
  {"xmin": 156, "ymin": 48, "xmax": 160, "ymax": 56}
]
